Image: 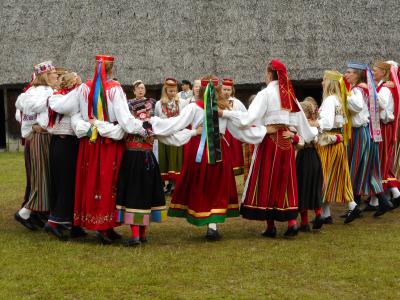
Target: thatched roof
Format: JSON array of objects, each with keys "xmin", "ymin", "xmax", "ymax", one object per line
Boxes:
[{"xmin": 1, "ymin": 0, "xmax": 399, "ymax": 86}]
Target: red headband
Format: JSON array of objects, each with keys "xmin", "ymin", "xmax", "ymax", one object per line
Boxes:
[
  {"xmin": 201, "ymin": 78, "xmax": 219, "ymax": 87},
  {"xmin": 95, "ymin": 55, "xmax": 115, "ymax": 62},
  {"xmin": 222, "ymin": 78, "xmax": 234, "ymax": 87}
]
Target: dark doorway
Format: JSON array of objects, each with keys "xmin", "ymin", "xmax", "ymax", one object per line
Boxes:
[{"xmin": 0, "ymin": 89, "xmax": 6, "ymax": 149}]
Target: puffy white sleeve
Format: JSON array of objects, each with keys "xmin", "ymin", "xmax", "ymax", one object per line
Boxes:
[
  {"xmin": 157, "ymin": 129, "xmax": 197, "ymax": 146},
  {"xmin": 318, "ymin": 96, "xmax": 336, "ymax": 131},
  {"xmin": 94, "ymin": 120, "xmax": 125, "ymax": 140},
  {"xmin": 48, "ymin": 88, "xmax": 80, "ymax": 115},
  {"xmin": 154, "ymin": 101, "xmax": 162, "ymax": 117},
  {"xmin": 232, "ymin": 98, "xmax": 247, "ymax": 112},
  {"xmin": 150, "ymin": 104, "xmax": 196, "ymax": 136},
  {"xmin": 15, "ymin": 93, "xmax": 26, "ymax": 111},
  {"xmin": 377, "ymin": 87, "xmax": 394, "ymax": 122},
  {"xmin": 111, "ymin": 86, "xmax": 144, "ymax": 134},
  {"xmin": 15, "ymin": 109, "xmax": 22, "ymax": 123},
  {"xmin": 226, "ymin": 121, "xmax": 267, "ymax": 145},
  {"xmin": 23, "ymin": 87, "xmax": 53, "ymax": 113},
  {"xmin": 222, "ymin": 90, "xmax": 267, "ymax": 127},
  {"xmin": 347, "ymin": 89, "xmax": 364, "ymax": 113},
  {"xmin": 71, "ymin": 112, "xmax": 91, "ymax": 138},
  {"xmin": 37, "ymin": 111, "xmax": 49, "ymax": 129}
]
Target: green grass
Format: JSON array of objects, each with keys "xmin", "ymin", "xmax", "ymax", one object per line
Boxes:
[{"xmin": 1, "ymin": 152, "xmax": 400, "ymax": 299}]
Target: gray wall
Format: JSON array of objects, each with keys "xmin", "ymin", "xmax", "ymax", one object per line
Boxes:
[{"xmin": 1, "ymin": 0, "xmax": 399, "ymax": 85}]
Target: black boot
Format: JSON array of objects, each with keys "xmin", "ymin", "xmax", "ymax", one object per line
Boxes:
[
  {"xmin": 30, "ymin": 213, "xmax": 45, "ymax": 228},
  {"xmin": 14, "ymin": 212, "xmax": 37, "ymax": 231},
  {"xmin": 312, "ymin": 216, "xmax": 324, "ymax": 230},
  {"xmin": 284, "ymin": 226, "xmax": 299, "ymax": 237},
  {"xmin": 390, "ymin": 196, "xmax": 400, "ymax": 209},
  {"xmin": 70, "ymin": 226, "xmax": 87, "ymax": 238},
  {"xmin": 107, "ymin": 228, "xmax": 122, "ymax": 241},
  {"xmin": 205, "ymin": 228, "xmax": 221, "ymax": 241},
  {"xmin": 44, "ymin": 223, "xmax": 67, "ymax": 241},
  {"xmin": 374, "ymin": 194, "xmax": 393, "ymax": 217},
  {"xmin": 344, "ymin": 206, "xmax": 362, "ymax": 224},
  {"xmin": 95, "ymin": 231, "xmax": 113, "ymax": 245},
  {"xmin": 124, "ymin": 237, "xmax": 141, "ymax": 247},
  {"xmin": 262, "ymin": 226, "xmax": 277, "ymax": 238}
]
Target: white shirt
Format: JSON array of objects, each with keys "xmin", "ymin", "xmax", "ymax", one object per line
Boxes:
[
  {"xmin": 377, "ymin": 81, "xmax": 395, "ymax": 123},
  {"xmin": 16, "ymin": 86, "xmax": 53, "ymax": 138},
  {"xmin": 318, "ymin": 95, "xmax": 344, "ymax": 131},
  {"xmin": 154, "ymin": 98, "xmax": 188, "ymax": 119},
  {"xmin": 177, "ymin": 90, "xmax": 193, "ymax": 100},
  {"xmin": 221, "ymin": 81, "xmax": 317, "ymax": 143},
  {"xmin": 347, "ymin": 86, "xmax": 369, "ymax": 127}
]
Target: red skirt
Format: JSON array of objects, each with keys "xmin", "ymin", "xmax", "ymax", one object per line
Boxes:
[
  {"xmin": 241, "ymin": 130, "xmax": 298, "ymax": 222},
  {"xmin": 379, "ymin": 123, "xmax": 400, "ymax": 189},
  {"xmin": 168, "ymin": 135, "xmax": 239, "ymax": 226},
  {"xmin": 224, "ymin": 130, "xmax": 244, "ymax": 175},
  {"xmin": 74, "ymin": 137, "xmax": 125, "ymax": 230}
]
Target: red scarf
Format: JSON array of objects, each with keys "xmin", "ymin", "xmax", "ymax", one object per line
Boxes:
[
  {"xmin": 47, "ymin": 85, "xmax": 78, "ymax": 128},
  {"xmin": 270, "ymin": 59, "xmax": 300, "ymax": 112}
]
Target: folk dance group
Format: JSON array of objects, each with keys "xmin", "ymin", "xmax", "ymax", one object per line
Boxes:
[{"xmin": 13, "ymin": 55, "xmax": 400, "ymax": 246}]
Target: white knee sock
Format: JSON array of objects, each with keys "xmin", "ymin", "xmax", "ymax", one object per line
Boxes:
[
  {"xmin": 390, "ymin": 187, "xmax": 400, "ymax": 198},
  {"xmin": 18, "ymin": 208, "xmax": 31, "ymax": 220},
  {"xmin": 322, "ymin": 204, "xmax": 331, "ymax": 218},
  {"xmin": 348, "ymin": 201, "xmax": 357, "ymax": 211},
  {"xmin": 208, "ymin": 223, "xmax": 217, "ymax": 230},
  {"xmin": 369, "ymin": 196, "xmax": 379, "ymax": 207}
]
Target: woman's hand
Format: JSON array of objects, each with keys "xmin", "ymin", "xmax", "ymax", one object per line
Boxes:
[
  {"xmin": 32, "ymin": 124, "xmax": 44, "ymax": 133},
  {"xmin": 358, "ymin": 82, "xmax": 368, "ymax": 89},
  {"xmin": 266, "ymin": 125, "xmax": 278, "ymax": 134},
  {"xmin": 384, "ymin": 81, "xmax": 395, "ymax": 88},
  {"xmin": 282, "ymin": 130, "xmax": 294, "ymax": 139},
  {"xmin": 196, "ymin": 126, "xmax": 203, "ymax": 135}
]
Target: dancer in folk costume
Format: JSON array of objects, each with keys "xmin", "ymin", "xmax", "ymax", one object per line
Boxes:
[
  {"xmin": 370, "ymin": 61, "xmax": 400, "ymax": 209},
  {"xmin": 115, "ymin": 80, "xmax": 195, "ymax": 246},
  {"xmin": 43, "ymin": 72, "xmax": 87, "ymax": 240},
  {"xmin": 221, "ymin": 60, "xmax": 318, "ymax": 238},
  {"xmin": 345, "ymin": 62, "xmax": 392, "ymax": 218},
  {"xmin": 219, "ymin": 78, "xmax": 246, "ymax": 175},
  {"xmin": 155, "ymin": 78, "xmax": 188, "ymax": 193},
  {"xmin": 73, "ymin": 55, "xmax": 146, "ymax": 244},
  {"xmin": 312, "ymin": 71, "xmax": 357, "ymax": 224},
  {"xmin": 14, "ymin": 61, "xmax": 58, "ymax": 231},
  {"xmin": 149, "ymin": 76, "xmax": 267, "ymax": 240},
  {"xmin": 295, "ymin": 99, "xmax": 324, "ymax": 231}
]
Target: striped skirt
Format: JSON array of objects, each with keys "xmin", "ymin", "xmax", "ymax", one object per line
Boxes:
[
  {"xmin": 348, "ymin": 126, "xmax": 383, "ymax": 196},
  {"xmin": 316, "ymin": 141, "xmax": 353, "ymax": 203},
  {"xmin": 25, "ymin": 132, "xmax": 51, "ymax": 212}
]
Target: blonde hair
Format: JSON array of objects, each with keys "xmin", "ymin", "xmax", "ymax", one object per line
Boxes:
[
  {"xmin": 32, "ymin": 73, "xmax": 52, "ymax": 87},
  {"xmin": 374, "ymin": 61, "xmax": 391, "ymax": 82},
  {"xmin": 160, "ymin": 81, "xmax": 179, "ymax": 105},
  {"xmin": 323, "ymin": 77, "xmax": 342, "ymax": 101},
  {"xmin": 60, "ymin": 72, "xmax": 77, "ymax": 89},
  {"xmin": 104, "ymin": 61, "xmax": 114, "ymax": 76}
]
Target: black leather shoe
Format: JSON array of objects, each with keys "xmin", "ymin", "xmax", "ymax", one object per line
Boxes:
[
  {"xmin": 30, "ymin": 213, "xmax": 45, "ymax": 228},
  {"xmin": 44, "ymin": 223, "xmax": 67, "ymax": 241},
  {"xmin": 299, "ymin": 224, "xmax": 311, "ymax": 232},
  {"xmin": 344, "ymin": 206, "xmax": 362, "ymax": 224},
  {"xmin": 124, "ymin": 237, "xmax": 141, "ymax": 247},
  {"xmin": 363, "ymin": 204, "xmax": 379, "ymax": 212},
  {"xmin": 390, "ymin": 196, "xmax": 400, "ymax": 209},
  {"xmin": 312, "ymin": 216, "xmax": 324, "ymax": 230},
  {"xmin": 107, "ymin": 228, "xmax": 122, "ymax": 241},
  {"xmin": 140, "ymin": 237, "xmax": 148, "ymax": 243},
  {"xmin": 95, "ymin": 231, "xmax": 113, "ymax": 245},
  {"xmin": 262, "ymin": 226, "xmax": 277, "ymax": 238},
  {"xmin": 284, "ymin": 226, "xmax": 299, "ymax": 237},
  {"xmin": 205, "ymin": 228, "xmax": 221, "ymax": 241},
  {"xmin": 14, "ymin": 212, "xmax": 37, "ymax": 231},
  {"xmin": 374, "ymin": 199, "xmax": 393, "ymax": 217},
  {"xmin": 323, "ymin": 216, "xmax": 333, "ymax": 224},
  {"xmin": 70, "ymin": 226, "xmax": 87, "ymax": 238}
]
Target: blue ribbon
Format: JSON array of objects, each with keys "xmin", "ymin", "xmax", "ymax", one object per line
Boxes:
[{"xmin": 195, "ymin": 120, "xmax": 206, "ymax": 163}]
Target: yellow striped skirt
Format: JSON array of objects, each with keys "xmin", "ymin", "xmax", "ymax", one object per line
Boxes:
[{"xmin": 316, "ymin": 142, "xmax": 354, "ymax": 204}]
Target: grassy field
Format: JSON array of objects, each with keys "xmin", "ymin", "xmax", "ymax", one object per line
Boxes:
[{"xmin": 1, "ymin": 152, "xmax": 400, "ymax": 299}]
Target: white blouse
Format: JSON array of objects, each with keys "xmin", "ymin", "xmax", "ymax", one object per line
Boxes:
[
  {"xmin": 221, "ymin": 81, "xmax": 317, "ymax": 143},
  {"xmin": 16, "ymin": 86, "xmax": 53, "ymax": 138},
  {"xmin": 377, "ymin": 82, "xmax": 394, "ymax": 123},
  {"xmin": 347, "ymin": 87, "xmax": 369, "ymax": 127},
  {"xmin": 318, "ymin": 95, "xmax": 344, "ymax": 131}
]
